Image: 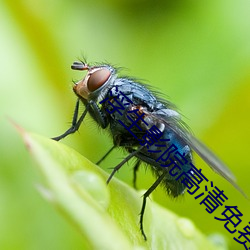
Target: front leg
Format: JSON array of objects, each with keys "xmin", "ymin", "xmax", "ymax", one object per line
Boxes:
[{"xmin": 52, "ymin": 99, "xmax": 89, "ymax": 141}]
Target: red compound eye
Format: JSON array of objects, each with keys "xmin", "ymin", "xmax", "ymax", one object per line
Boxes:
[{"xmin": 87, "ymin": 68, "xmax": 111, "ymax": 92}]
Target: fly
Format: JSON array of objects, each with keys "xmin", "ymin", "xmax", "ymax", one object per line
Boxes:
[{"xmin": 52, "ymin": 60, "xmax": 246, "ymax": 240}]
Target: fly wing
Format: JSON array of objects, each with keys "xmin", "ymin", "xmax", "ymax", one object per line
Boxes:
[{"xmin": 148, "ymin": 110, "xmax": 247, "ymax": 198}]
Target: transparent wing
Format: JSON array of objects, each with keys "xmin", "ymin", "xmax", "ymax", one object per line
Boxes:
[{"xmin": 147, "ymin": 110, "xmax": 247, "ymax": 198}]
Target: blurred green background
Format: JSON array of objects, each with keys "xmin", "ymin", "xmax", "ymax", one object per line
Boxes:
[{"xmin": 1, "ymin": 0, "xmax": 250, "ymax": 249}]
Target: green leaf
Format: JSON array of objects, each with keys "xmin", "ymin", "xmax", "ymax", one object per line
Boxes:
[{"xmin": 19, "ymin": 128, "xmax": 227, "ymax": 250}]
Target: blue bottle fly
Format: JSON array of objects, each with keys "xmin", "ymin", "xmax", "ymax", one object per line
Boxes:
[{"xmin": 52, "ymin": 60, "xmax": 245, "ymax": 240}]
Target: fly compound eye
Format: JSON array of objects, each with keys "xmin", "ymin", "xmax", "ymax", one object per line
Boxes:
[{"xmin": 87, "ymin": 68, "xmax": 111, "ymax": 92}]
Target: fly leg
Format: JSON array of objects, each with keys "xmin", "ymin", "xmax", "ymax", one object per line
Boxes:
[
  {"xmin": 52, "ymin": 99, "xmax": 89, "ymax": 141},
  {"xmin": 140, "ymin": 172, "xmax": 167, "ymax": 240},
  {"xmin": 107, "ymin": 146, "xmax": 144, "ymax": 184},
  {"xmin": 133, "ymin": 160, "xmax": 141, "ymax": 189},
  {"xmin": 96, "ymin": 145, "xmax": 116, "ymax": 165}
]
